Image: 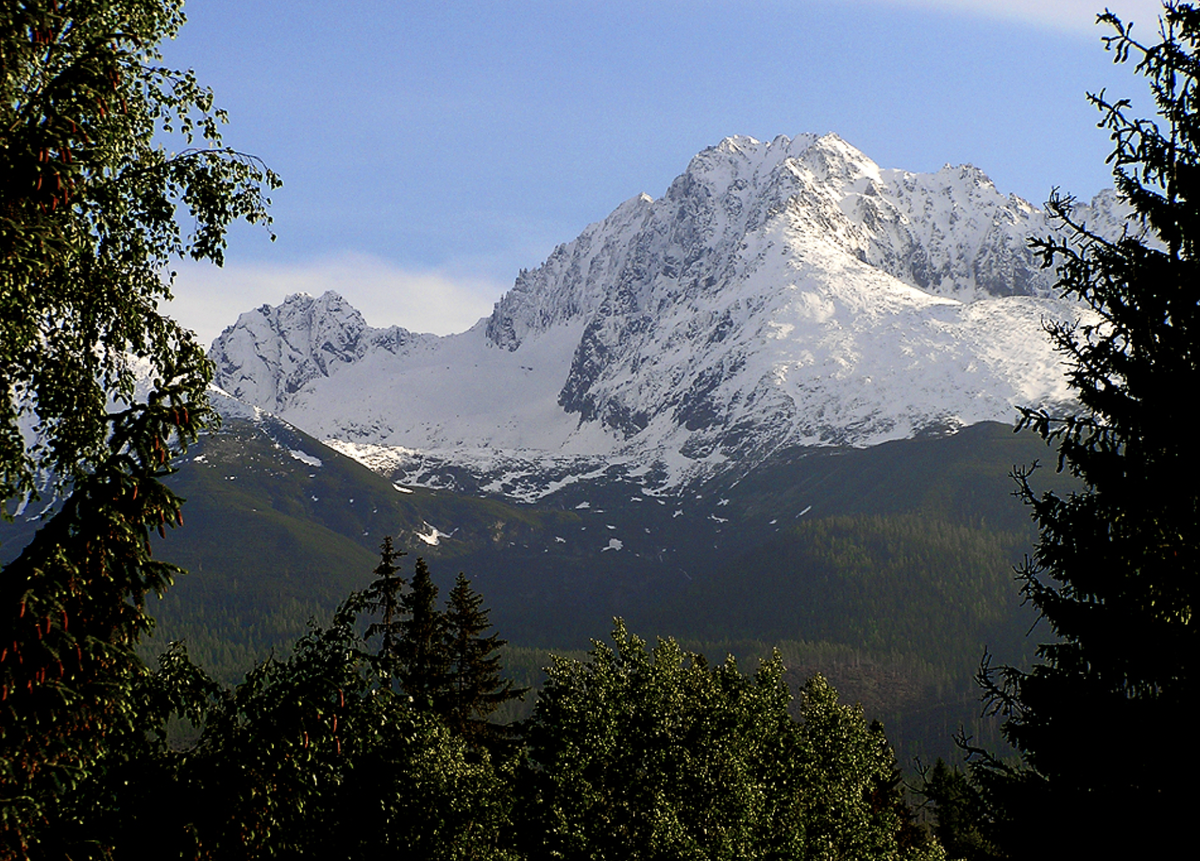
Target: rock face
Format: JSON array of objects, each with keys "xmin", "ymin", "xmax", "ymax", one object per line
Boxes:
[
  {"xmin": 487, "ymin": 134, "xmax": 1055, "ymax": 356},
  {"xmin": 211, "ymin": 291, "xmax": 433, "ymax": 414},
  {"xmin": 210, "ymin": 133, "xmax": 1123, "ymax": 499}
]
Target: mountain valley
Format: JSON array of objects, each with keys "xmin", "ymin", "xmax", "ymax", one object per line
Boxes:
[{"xmin": 3, "ymin": 132, "xmax": 1110, "ymax": 763}]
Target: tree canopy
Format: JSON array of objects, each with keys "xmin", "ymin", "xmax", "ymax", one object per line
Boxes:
[
  {"xmin": 1, "ymin": 2, "xmax": 278, "ymax": 854},
  {"xmin": 523, "ymin": 622, "xmax": 943, "ymax": 861},
  {"xmin": 0, "ymin": 0, "xmax": 279, "ymax": 503},
  {"xmin": 5, "ymin": 524, "xmax": 946, "ymax": 858},
  {"xmin": 974, "ymin": 3, "xmax": 1199, "ymax": 856}
]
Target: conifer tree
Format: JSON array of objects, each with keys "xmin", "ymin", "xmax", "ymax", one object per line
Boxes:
[
  {"xmin": 442, "ymin": 572, "xmax": 525, "ymax": 739},
  {"xmin": 0, "ymin": 388, "xmax": 207, "ymax": 856},
  {"xmin": 974, "ymin": 4, "xmax": 1198, "ymax": 856},
  {"xmin": 360, "ymin": 536, "xmax": 407, "ymax": 681},
  {"xmin": 920, "ymin": 760, "xmax": 995, "ymax": 861},
  {"xmin": 396, "ymin": 557, "xmax": 451, "ymax": 710}
]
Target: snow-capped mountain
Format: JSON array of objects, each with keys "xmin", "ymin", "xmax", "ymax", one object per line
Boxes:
[
  {"xmin": 210, "ymin": 290, "xmax": 436, "ymax": 415},
  {"xmin": 211, "ymin": 133, "xmax": 1117, "ymax": 500}
]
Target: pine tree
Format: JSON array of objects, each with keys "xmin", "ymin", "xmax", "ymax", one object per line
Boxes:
[
  {"xmin": 0, "ymin": 390, "xmax": 207, "ymax": 856},
  {"xmin": 920, "ymin": 760, "xmax": 996, "ymax": 861},
  {"xmin": 442, "ymin": 572, "xmax": 525, "ymax": 739},
  {"xmin": 973, "ymin": 4, "xmax": 1198, "ymax": 856},
  {"xmin": 396, "ymin": 557, "xmax": 451, "ymax": 710},
  {"xmin": 359, "ymin": 536, "xmax": 407, "ymax": 681}
]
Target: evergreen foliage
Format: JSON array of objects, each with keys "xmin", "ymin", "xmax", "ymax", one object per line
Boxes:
[
  {"xmin": 973, "ymin": 3, "xmax": 1199, "ymax": 856},
  {"xmin": 176, "ymin": 602, "xmax": 514, "ymax": 860},
  {"xmin": 683, "ymin": 513, "xmax": 1036, "ymax": 679},
  {"xmin": 355, "ymin": 544, "xmax": 525, "ymax": 741},
  {"xmin": 85, "ymin": 615, "xmax": 512, "ymax": 859},
  {"xmin": 919, "ymin": 759, "xmax": 996, "ymax": 861},
  {"xmin": 360, "ymin": 535, "xmax": 407, "ymax": 680},
  {"xmin": 15, "ymin": 566, "xmax": 522, "ymax": 859},
  {"xmin": 5, "ymin": 538, "xmax": 948, "ymax": 859},
  {"xmin": 443, "ymin": 572, "xmax": 526, "ymax": 740},
  {"xmin": 395, "ymin": 557, "xmax": 451, "ymax": 710},
  {"xmin": 0, "ymin": 377, "xmax": 207, "ymax": 856}
]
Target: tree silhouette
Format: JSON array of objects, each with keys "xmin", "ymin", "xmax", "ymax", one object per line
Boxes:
[
  {"xmin": 395, "ymin": 557, "xmax": 451, "ymax": 710},
  {"xmin": 973, "ymin": 5, "xmax": 1199, "ymax": 857},
  {"xmin": 360, "ymin": 536, "xmax": 407, "ymax": 682},
  {"xmin": 443, "ymin": 572, "xmax": 525, "ymax": 740},
  {"xmin": 0, "ymin": 385, "xmax": 208, "ymax": 855}
]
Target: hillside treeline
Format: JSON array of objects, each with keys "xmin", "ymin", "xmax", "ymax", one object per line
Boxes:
[
  {"xmin": 143, "ymin": 507, "xmax": 1036, "ymax": 766},
  {"xmin": 5, "ymin": 546, "xmax": 945, "ymax": 861}
]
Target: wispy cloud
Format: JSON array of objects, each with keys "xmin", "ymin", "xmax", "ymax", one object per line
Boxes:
[
  {"xmin": 872, "ymin": 0, "xmax": 1166, "ymax": 35},
  {"xmin": 164, "ymin": 253, "xmax": 504, "ymax": 349}
]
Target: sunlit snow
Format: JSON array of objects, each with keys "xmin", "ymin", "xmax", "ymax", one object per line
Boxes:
[
  {"xmin": 415, "ymin": 522, "xmax": 454, "ymax": 546},
  {"xmin": 206, "ymin": 133, "xmax": 1127, "ymax": 503},
  {"xmin": 288, "ymin": 449, "xmax": 322, "ymax": 467}
]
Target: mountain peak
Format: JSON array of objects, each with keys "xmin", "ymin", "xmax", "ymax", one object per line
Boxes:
[
  {"xmin": 209, "ymin": 132, "xmax": 1123, "ymax": 500},
  {"xmin": 211, "ymin": 290, "xmax": 428, "ymax": 413}
]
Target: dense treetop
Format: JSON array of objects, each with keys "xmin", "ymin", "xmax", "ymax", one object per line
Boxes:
[{"xmin": 971, "ymin": 4, "xmax": 1199, "ymax": 857}]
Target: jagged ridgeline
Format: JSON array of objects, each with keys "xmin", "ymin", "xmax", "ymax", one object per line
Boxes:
[{"xmin": 208, "ymin": 133, "xmax": 1123, "ymax": 498}]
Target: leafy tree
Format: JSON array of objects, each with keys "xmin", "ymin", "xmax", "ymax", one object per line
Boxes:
[
  {"xmin": 179, "ymin": 599, "xmax": 515, "ymax": 861},
  {"xmin": 523, "ymin": 621, "xmax": 942, "ymax": 861},
  {"xmin": 30, "ymin": 561, "xmax": 522, "ymax": 859},
  {"xmin": 442, "ymin": 572, "xmax": 526, "ymax": 741},
  {"xmin": 794, "ymin": 675, "xmax": 942, "ymax": 861},
  {"xmin": 65, "ymin": 601, "xmax": 516, "ymax": 860},
  {"xmin": 0, "ymin": 0, "xmax": 278, "ymax": 503},
  {"xmin": 1, "ymin": 1, "xmax": 276, "ymax": 855},
  {"xmin": 974, "ymin": 3, "xmax": 1199, "ymax": 856},
  {"xmin": 34, "ymin": 641, "xmax": 225, "ymax": 860},
  {"xmin": 523, "ymin": 622, "xmax": 800, "ymax": 860}
]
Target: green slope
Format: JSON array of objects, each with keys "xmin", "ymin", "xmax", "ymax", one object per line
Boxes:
[{"xmin": 4, "ymin": 417, "xmax": 1075, "ymax": 762}]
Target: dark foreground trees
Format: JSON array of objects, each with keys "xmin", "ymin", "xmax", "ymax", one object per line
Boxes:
[
  {"xmin": 13, "ymin": 548, "xmax": 524, "ymax": 860},
  {"xmin": 0, "ymin": 389, "xmax": 208, "ymax": 857},
  {"xmin": 357, "ymin": 541, "xmax": 526, "ymax": 741},
  {"xmin": 135, "ymin": 605, "xmax": 515, "ymax": 860},
  {"xmin": 1, "ymin": 1, "xmax": 278, "ymax": 854},
  {"xmin": 6, "ymin": 539, "xmax": 944, "ymax": 859},
  {"xmin": 971, "ymin": 3, "xmax": 1199, "ymax": 857}
]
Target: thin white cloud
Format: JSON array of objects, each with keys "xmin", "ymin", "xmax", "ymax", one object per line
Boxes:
[
  {"xmin": 163, "ymin": 253, "xmax": 503, "ymax": 349},
  {"xmin": 867, "ymin": 0, "xmax": 1166, "ymax": 36}
]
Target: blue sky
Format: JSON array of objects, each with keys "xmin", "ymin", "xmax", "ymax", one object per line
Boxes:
[{"xmin": 161, "ymin": 0, "xmax": 1168, "ymax": 344}]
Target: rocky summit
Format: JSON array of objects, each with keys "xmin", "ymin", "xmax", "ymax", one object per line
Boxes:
[{"xmin": 210, "ymin": 133, "xmax": 1122, "ymax": 501}]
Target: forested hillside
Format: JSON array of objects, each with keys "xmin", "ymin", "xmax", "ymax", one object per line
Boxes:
[{"xmin": 69, "ymin": 418, "xmax": 1072, "ymax": 764}]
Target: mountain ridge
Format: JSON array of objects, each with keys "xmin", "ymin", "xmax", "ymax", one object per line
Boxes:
[{"xmin": 210, "ymin": 132, "xmax": 1121, "ymax": 500}]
